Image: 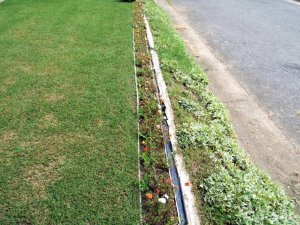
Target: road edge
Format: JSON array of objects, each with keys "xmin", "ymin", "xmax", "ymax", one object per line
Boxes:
[{"xmin": 155, "ymin": 0, "xmax": 300, "ymax": 213}]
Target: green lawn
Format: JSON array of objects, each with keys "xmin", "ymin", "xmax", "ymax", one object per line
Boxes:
[{"xmin": 0, "ymin": 0, "xmax": 140, "ymax": 224}]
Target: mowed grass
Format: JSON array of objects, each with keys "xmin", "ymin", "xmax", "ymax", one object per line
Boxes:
[{"xmin": 0, "ymin": 0, "xmax": 140, "ymax": 224}]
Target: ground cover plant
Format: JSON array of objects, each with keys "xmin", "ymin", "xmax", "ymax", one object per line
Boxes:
[
  {"xmin": 143, "ymin": 0, "xmax": 297, "ymax": 224},
  {"xmin": 134, "ymin": 1, "xmax": 178, "ymax": 224},
  {"xmin": 0, "ymin": 0, "xmax": 140, "ymax": 224}
]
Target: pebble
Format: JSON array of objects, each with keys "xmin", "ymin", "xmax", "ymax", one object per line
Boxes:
[{"xmin": 158, "ymin": 197, "xmax": 167, "ymax": 204}]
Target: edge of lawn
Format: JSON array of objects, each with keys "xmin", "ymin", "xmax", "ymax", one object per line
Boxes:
[{"xmin": 143, "ymin": 0, "xmax": 297, "ymax": 224}]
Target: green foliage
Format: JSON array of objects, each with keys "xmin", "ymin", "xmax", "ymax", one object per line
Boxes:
[
  {"xmin": 140, "ymin": 176, "xmax": 151, "ymax": 192},
  {"xmin": 203, "ymin": 166, "xmax": 296, "ymax": 225},
  {"xmin": 144, "ymin": 0, "xmax": 297, "ymax": 224},
  {"xmin": 178, "ymin": 98, "xmax": 204, "ymax": 118},
  {"xmin": 162, "ymin": 58, "xmax": 208, "ymax": 89},
  {"xmin": 140, "ymin": 152, "xmax": 153, "ymax": 166}
]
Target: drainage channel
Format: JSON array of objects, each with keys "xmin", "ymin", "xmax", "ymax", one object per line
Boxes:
[
  {"xmin": 144, "ymin": 16, "xmax": 188, "ymax": 225},
  {"xmin": 151, "ymin": 46, "xmax": 188, "ymax": 225},
  {"xmin": 161, "ymin": 119, "xmax": 187, "ymax": 225}
]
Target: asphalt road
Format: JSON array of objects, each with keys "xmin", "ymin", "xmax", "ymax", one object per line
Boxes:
[{"xmin": 171, "ymin": 0, "xmax": 300, "ymax": 144}]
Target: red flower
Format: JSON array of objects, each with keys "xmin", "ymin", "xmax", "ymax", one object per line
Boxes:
[
  {"xmin": 146, "ymin": 193, "xmax": 153, "ymax": 199},
  {"xmin": 143, "ymin": 146, "xmax": 149, "ymax": 151}
]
